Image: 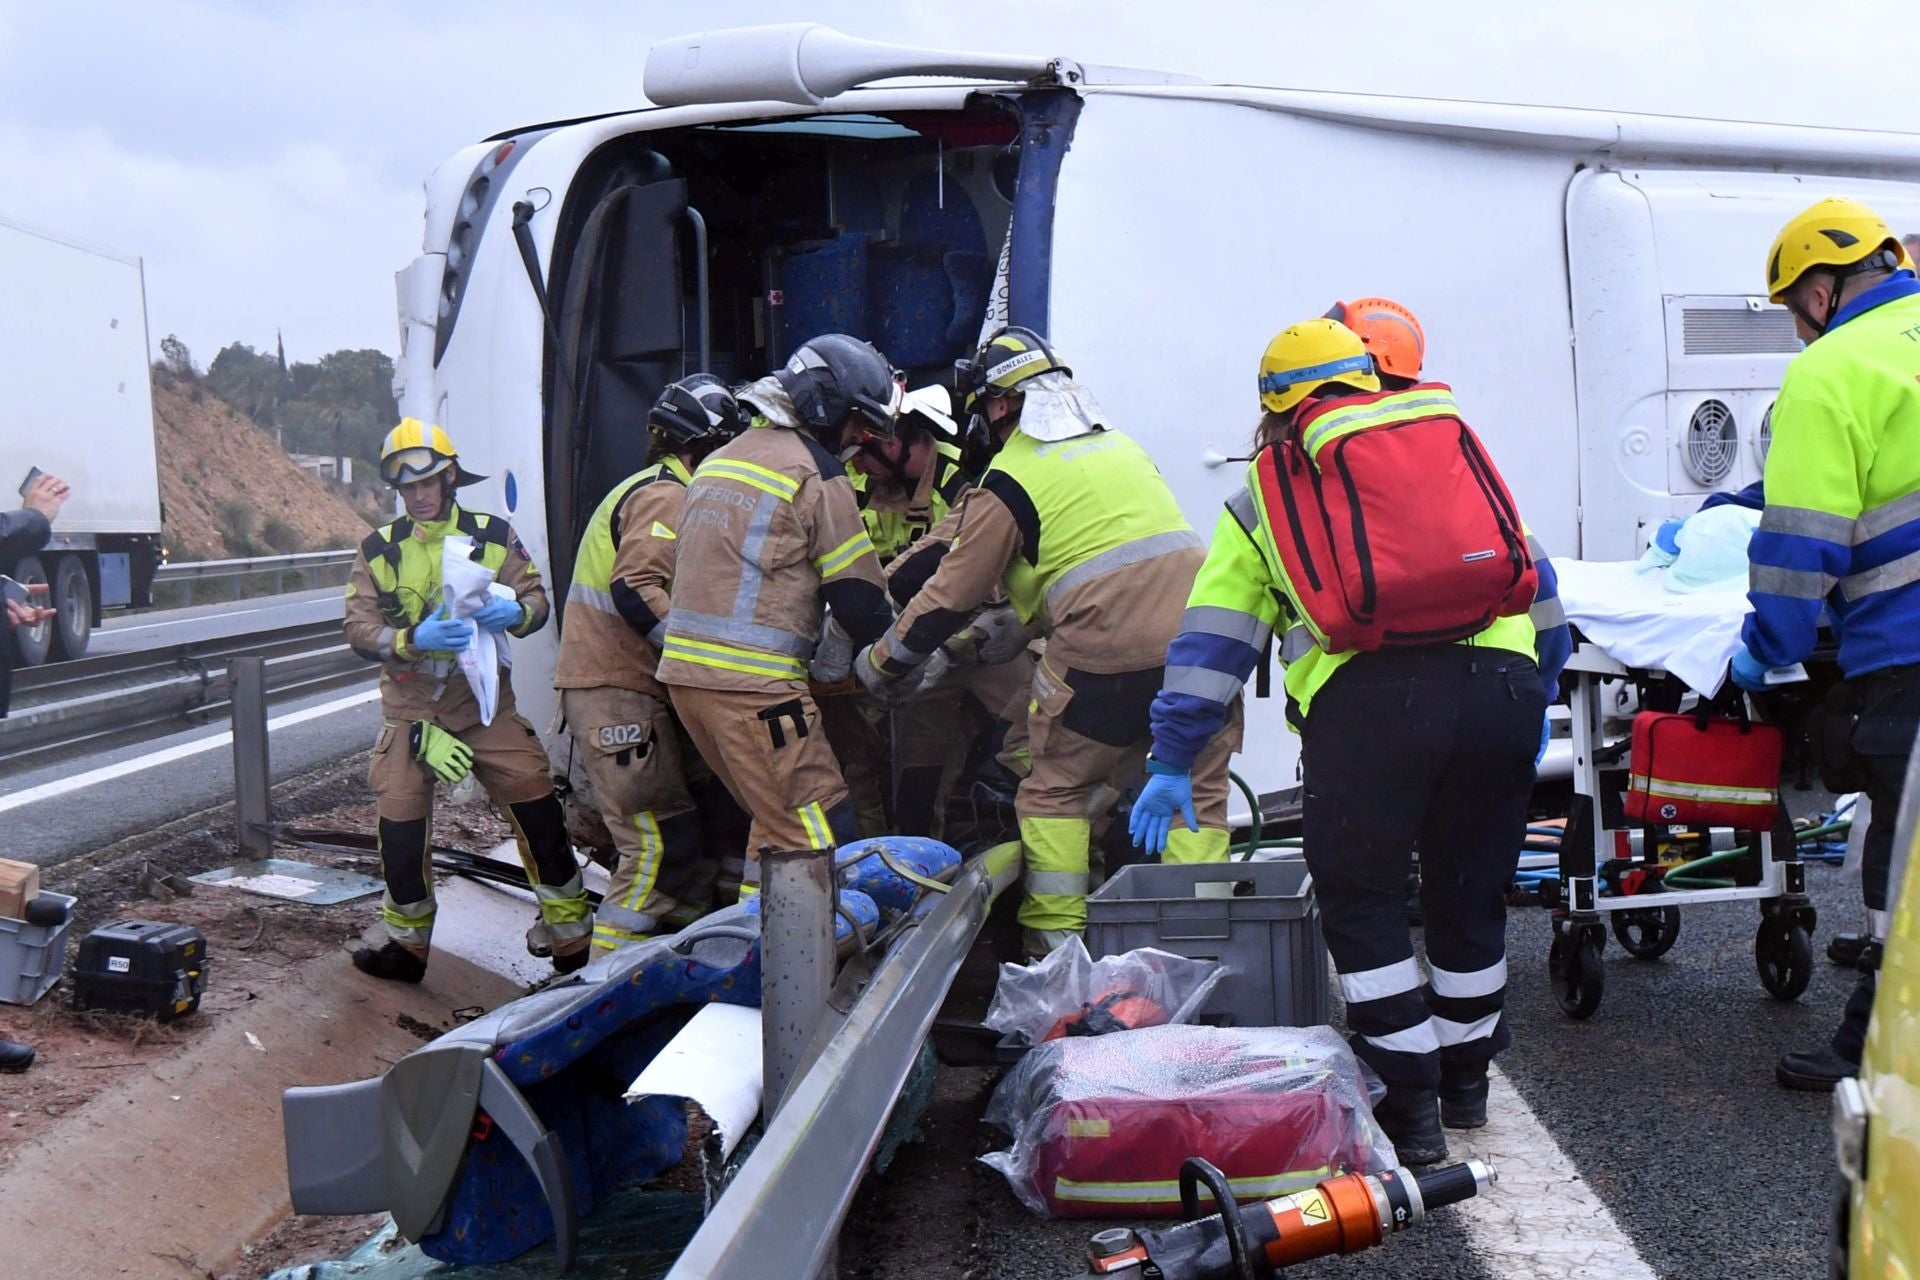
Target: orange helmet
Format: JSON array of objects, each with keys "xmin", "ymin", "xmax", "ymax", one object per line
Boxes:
[{"xmin": 1325, "ymin": 297, "xmax": 1426, "ymax": 381}]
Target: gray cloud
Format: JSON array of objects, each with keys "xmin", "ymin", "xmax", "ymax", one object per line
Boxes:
[{"xmin": 2, "ymin": 0, "xmax": 1913, "ymax": 365}]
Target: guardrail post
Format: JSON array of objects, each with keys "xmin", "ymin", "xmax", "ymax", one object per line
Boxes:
[
  {"xmin": 759, "ymin": 843, "xmax": 836, "ymax": 1117},
  {"xmin": 230, "ymin": 656, "xmax": 274, "ymax": 860}
]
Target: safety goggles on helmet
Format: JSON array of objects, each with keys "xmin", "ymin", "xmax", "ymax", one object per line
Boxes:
[{"xmin": 380, "ymin": 447, "xmax": 454, "ymax": 488}]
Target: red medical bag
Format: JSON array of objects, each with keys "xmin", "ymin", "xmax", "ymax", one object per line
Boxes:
[
  {"xmin": 1621, "ymin": 706, "xmax": 1782, "ymax": 830},
  {"xmin": 1030, "ymin": 1087, "xmax": 1383, "ymax": 1217}
]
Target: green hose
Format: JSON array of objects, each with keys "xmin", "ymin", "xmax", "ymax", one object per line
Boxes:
[
  {"xmin": 1228, "ymin": 769, "xmax": 1262, "ymax": 860},
  {"xmin": 1796, "ymin": 820, "xmax": 1851, "ymax": 842},
  {"xmin": 1660, "ymin": 846, "xmax": 1753, "ymax": 891}
]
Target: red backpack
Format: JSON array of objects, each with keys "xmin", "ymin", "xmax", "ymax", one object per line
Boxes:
[{"xmin": 1254, "ymin": 383, "xmax": 1536, "ymax": 653}]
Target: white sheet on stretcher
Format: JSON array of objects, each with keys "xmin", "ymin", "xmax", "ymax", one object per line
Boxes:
[{"xmin": 1549, "ymin": 556, "xmax": 1748, "ymax": 696}]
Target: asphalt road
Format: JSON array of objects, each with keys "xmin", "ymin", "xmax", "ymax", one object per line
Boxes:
[
  {"xmin": 847, "ymin": 841, "xmax": 1864, "ymax": 1280},
  {"xmin": 0, "ymin": 677, "xmax": 379, "ymax": 868}
]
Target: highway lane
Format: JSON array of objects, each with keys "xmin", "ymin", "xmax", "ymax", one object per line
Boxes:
[{"xmin": 1, "ymin": 676, "xmax": 379, "ymax": 868}]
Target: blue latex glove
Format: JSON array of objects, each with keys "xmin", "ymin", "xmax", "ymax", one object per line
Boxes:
[
  {"xmin": 1129, "ymin": 768, "xmax": 1198, "ymax": 855},
  {"xmin": 1653, "ymin": 518, "xmax": 1684, "ymax": 556},
  {"xmin": 1729, "ymin": 646, "xmax": 1771, "ymax": 692},
  {"xmin": 473, "ymin": 594, "xmax": 525, "ymax": 633},
  {"xmin": 1535, "ymin": 717, "xmax": 1551, "ymax": 767},
  {"xmin": 411, "ymin": 604, "xmax": 473, "ymax": 654}
]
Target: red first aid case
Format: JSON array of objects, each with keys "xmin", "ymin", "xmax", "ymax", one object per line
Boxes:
[
  {"xmin": 1030, "ymin": 1087, "xmax": 1384, "ymax": 1217},
  {"xmin": 1622, "ymin": 708, "xmax": 1782, "ymax": 830}
]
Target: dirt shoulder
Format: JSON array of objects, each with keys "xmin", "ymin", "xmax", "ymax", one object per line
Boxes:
[{"xmin": 0, "ymin": 759, "xmax": 524, "ymax": 1279}]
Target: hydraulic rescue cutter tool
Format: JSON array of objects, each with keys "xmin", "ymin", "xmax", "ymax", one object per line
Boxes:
[{"xmin": 1067, "ymin": 1156, "xmax": 1496, "ymax": 1279}]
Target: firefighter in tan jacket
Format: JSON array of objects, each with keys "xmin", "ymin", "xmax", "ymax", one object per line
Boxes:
[
  {"xmin": 556, "ymin": 376, "xmax": 754, "ymax": 951},
  {"xmin": 855, "ymin": 329, "xmax": 1207, "ymax": 955},
  {"xmin": 345, "ymin": 421, "xmax": 591, "ymax": 982},
  {"xmin": 657, "ymin": 335, "xmax": 899, "ymax": 889}
]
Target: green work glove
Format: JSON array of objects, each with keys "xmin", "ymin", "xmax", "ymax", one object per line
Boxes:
[{"xmin": 411, "ymin": 721, "xmax": 473, "ymax": 784}]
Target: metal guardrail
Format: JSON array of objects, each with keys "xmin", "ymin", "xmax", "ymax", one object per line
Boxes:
[
  {"xmin": 154, "ymin": 549, "xmax": 357, "ymax": 605},
  {"xmin": 667, "ymin": 861, "xmax": 993, "ymax": 1280},
  {"xmin": 0, "ymin": 619, "xmax": 370, "ymax": 769}
]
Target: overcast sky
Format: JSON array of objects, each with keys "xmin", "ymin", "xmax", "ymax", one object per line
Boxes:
[{"xmin": 4, "ymin": 0, "xmax": 1916, "ymax": 366}]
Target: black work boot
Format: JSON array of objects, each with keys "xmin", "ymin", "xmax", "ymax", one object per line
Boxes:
[
  {"xmin": 1373, "ymin": 1088, "xmax": 1448, "ymax": 1166},
  {"xmin": 550, "ymin": 946, "xmax": 590, "ymax": 976},
  {"xmin": 352, "ymin": 941, "xmax": 428, "ymax": 984},
  {"xmin": 1776, "ymin": 1046, "xmax": 1857, "ymax": 1092},
  {"xmin": 1828, "ymin": 932, "xmax": 1870, "ymax": 967},
  {"xmin": 0, "ymin": 1038, "xmax": 34, "ymax": 1072},
  {"xmin": 1440, "ymin": 1075, "xmax": 1491, "ymax": 1130}
]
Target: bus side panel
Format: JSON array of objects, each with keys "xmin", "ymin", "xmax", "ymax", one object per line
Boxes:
[{"xmin": 1045, "ymin": 93, "xmax": 1582, "ymax": 802}]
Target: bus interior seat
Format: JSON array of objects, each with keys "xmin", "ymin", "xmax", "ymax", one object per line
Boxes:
[
  {"xmin": 872, "ymin": 171, "xmax": 990, "ymax": 371},
  {"xmin": 779, "ymin": 233, "xmax": 872, "ymax": 362}
]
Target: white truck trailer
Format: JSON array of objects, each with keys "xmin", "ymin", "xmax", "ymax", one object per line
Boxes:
[
  {"xmin": 0, "ymin": 214, "xmax": 164, "ymax": 662},
  {"xmin": 390, "ymin": 24, "xmax": 1920, "ymax": 808}
]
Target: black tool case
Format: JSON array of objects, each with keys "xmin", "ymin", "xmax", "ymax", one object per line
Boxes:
[{"xmin": 70, "ymin": 920, "xmax": 208, "ymax": 1019}]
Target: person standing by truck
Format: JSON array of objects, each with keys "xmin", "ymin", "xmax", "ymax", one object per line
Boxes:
[
  {"xmin": 855, "ymin": 328, "xmax": 1206, "ymax": 957},
  {"xmin": 658, "ymin": 335, "xmax": 898, "ymax": 893},
  {"xmin": 1134, "ymin": 317, "xmax": 1566, "ymax": 1166},
  {"xmin": 1726, "ymin": 197, "xmax": 1920, "ymax": 1092},
  {"xmin": 555, "ymin": 376, "xmax": 750, "ymax": 952},
  {"xmin": 0, "ymin": 471, "xmax": 70, "ymax": 717},
  {"xmin": 345, "ymin": 420, "xmax": 592, "ymax": 982}
]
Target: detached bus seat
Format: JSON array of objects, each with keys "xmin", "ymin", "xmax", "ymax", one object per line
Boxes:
[
  {"xmin": 282, "ymin": 892, "xmax": 889, "ymax": 1270},
  {"xmin": 873, "ymin": 172, "xmax": 991, "ymax": 369}
]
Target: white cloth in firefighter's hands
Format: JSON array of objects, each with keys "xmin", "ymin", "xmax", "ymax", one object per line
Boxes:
[{"xmin": 440, "ymin": 537, "xmax": 508, "ymax": 724}]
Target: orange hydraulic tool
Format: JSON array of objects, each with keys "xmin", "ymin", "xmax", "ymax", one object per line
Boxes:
[{"xmin": 1073, "ymin": 1156, "xmax": 1496, "ymax": 1278}]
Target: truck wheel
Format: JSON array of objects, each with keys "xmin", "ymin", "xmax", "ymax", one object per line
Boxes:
[
  {"xmin": 50, "ymin": 554, "xmax": 91, "ymax": 661},
  {"xmin": 9, "ymin": 553, "xmax": 52, "ymax": 667}
]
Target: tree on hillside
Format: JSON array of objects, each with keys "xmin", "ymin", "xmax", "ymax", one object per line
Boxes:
[
  {"xmin": 207, "ymin": 343, "xmax": 283, "ymax": 424},
  {"xmin": 204, "ymin": 342, "xmax": 397, "ymax": 464}
]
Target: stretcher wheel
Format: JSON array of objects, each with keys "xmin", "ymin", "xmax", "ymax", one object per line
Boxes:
[
  {"xmin": 1549, "ymin": 923, "xmax": 1605, "ymax": 1019},
  {"xmin": 1612, "ymin": 906, "xmax": 1681, "ymax": 960},
  {"xmin": 1755, "ymin": 917, "xmax": 1813, "ymax": 1000}
]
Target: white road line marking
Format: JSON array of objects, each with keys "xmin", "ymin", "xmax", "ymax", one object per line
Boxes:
[
  {"xmin": 0, "ymin": 686, "xmax": 381, "ymax": 814},
  {"xmin": 1449, "ymin": 1065, "xmax": 1658, "ymax": 1278},
  {"xmin": 105, "ymin": 606, "xmax": 272, "ymax": 631}
]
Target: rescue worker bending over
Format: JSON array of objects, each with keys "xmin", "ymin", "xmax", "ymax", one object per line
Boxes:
[
  {"xmin": 815, "ymin": 386, "xmax": 974, "ymax": 834},
  {"xmin": 856, "ymin": 328, "xmax": 1207, "ymax": 956},
  {"xmin": 1134, "ymin": 318, "xmax": 1568, "ymax": 1166},
  {"xmin": 657, "ymin": 335, "xmax": 896, "ymax": 890},
  {"xmin": 345, "ymin": 421, "xmax": 591, "ymax": 982},
  {"xmin": 1731, "ymin": 198, "xmax": 1920, "ymax": 1091},
  {"xmin": 555, "ymin": 376, "xmax": 751, "ymax": 952}
]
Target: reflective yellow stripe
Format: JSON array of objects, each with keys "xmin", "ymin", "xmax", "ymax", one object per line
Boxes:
[
  {"xmin": 1053, "ymin": 1167, "xmax": 1332, "ymax": 1202},
  {"xmin": 813, "ymin": 530, "xmax": 874, "ymax": 578},
  {"xmin": 1630, "ymin": 775, "xmax": 1776, "ymax": 806},
  {"xmin": 1299, "ymin": 389, "xmax": 1462, "ymax": 457},
  {"xmin": 796, "ymin": 801, "xmax": 833, "ymax": 850},
  {"xmin": 622, "ymin": 812, "xmax": 665, "ymax": 908},
  {"xmin": 699, "ymin": 459, "xmax": 800, "ymax": 501},
  {"xmin": 661, "ymin": 636, "xmax": 808, "ymax": 680}
]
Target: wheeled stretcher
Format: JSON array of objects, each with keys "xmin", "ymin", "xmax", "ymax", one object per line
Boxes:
[{"xmin": 1542, "ymin": 558, "xmax": 1826, "ymax": 1019}]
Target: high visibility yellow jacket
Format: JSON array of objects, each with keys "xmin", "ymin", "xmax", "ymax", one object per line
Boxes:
[
  {"xmin": 870, "ymin": 426, "xmax": 1203, "ymax": 678},
  {"xmin": 342, "ymin": 503, "xmax": 547, "ymax": 720},
  {"xmin": 851, "ymin": 439, "xmax": 969, "ymax": 564},
  {"xmin": 1745, "ymin": 273, "xmax": 1920, "ymax": 677},
  {"xmin": 554, "ymin": 455, "xmax": 689, "ymax": 696}
]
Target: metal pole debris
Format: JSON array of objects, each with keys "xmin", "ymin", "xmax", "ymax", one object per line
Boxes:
[
  {"xmin": 230, "ymin": 656, "xmax": 273, "ymax": 860},
  {"xmin": 758, "ymin": 843, "xmax": 835, "ymax": 1117}
]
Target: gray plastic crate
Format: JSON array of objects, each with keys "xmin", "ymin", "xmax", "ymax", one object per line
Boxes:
[
  {"xmin": 1086, "ymin": 861, "xmax": 1328, "ymax": 1028},
  {"xmin": 0, "ymin": 892, "xmax": 77, "ymax": 1006}
]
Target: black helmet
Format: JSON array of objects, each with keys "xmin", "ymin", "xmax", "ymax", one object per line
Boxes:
[
  {"xmin": 649, "ymin": 374, "xmax": 746, "ymax": 457},
  {"xmin": 775, "ymin": 334, "xmax": 901, "ymax": 443},
  {"xmin": 953, "ymin": 326, "xmax": 1070, "ymax": 413}
]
